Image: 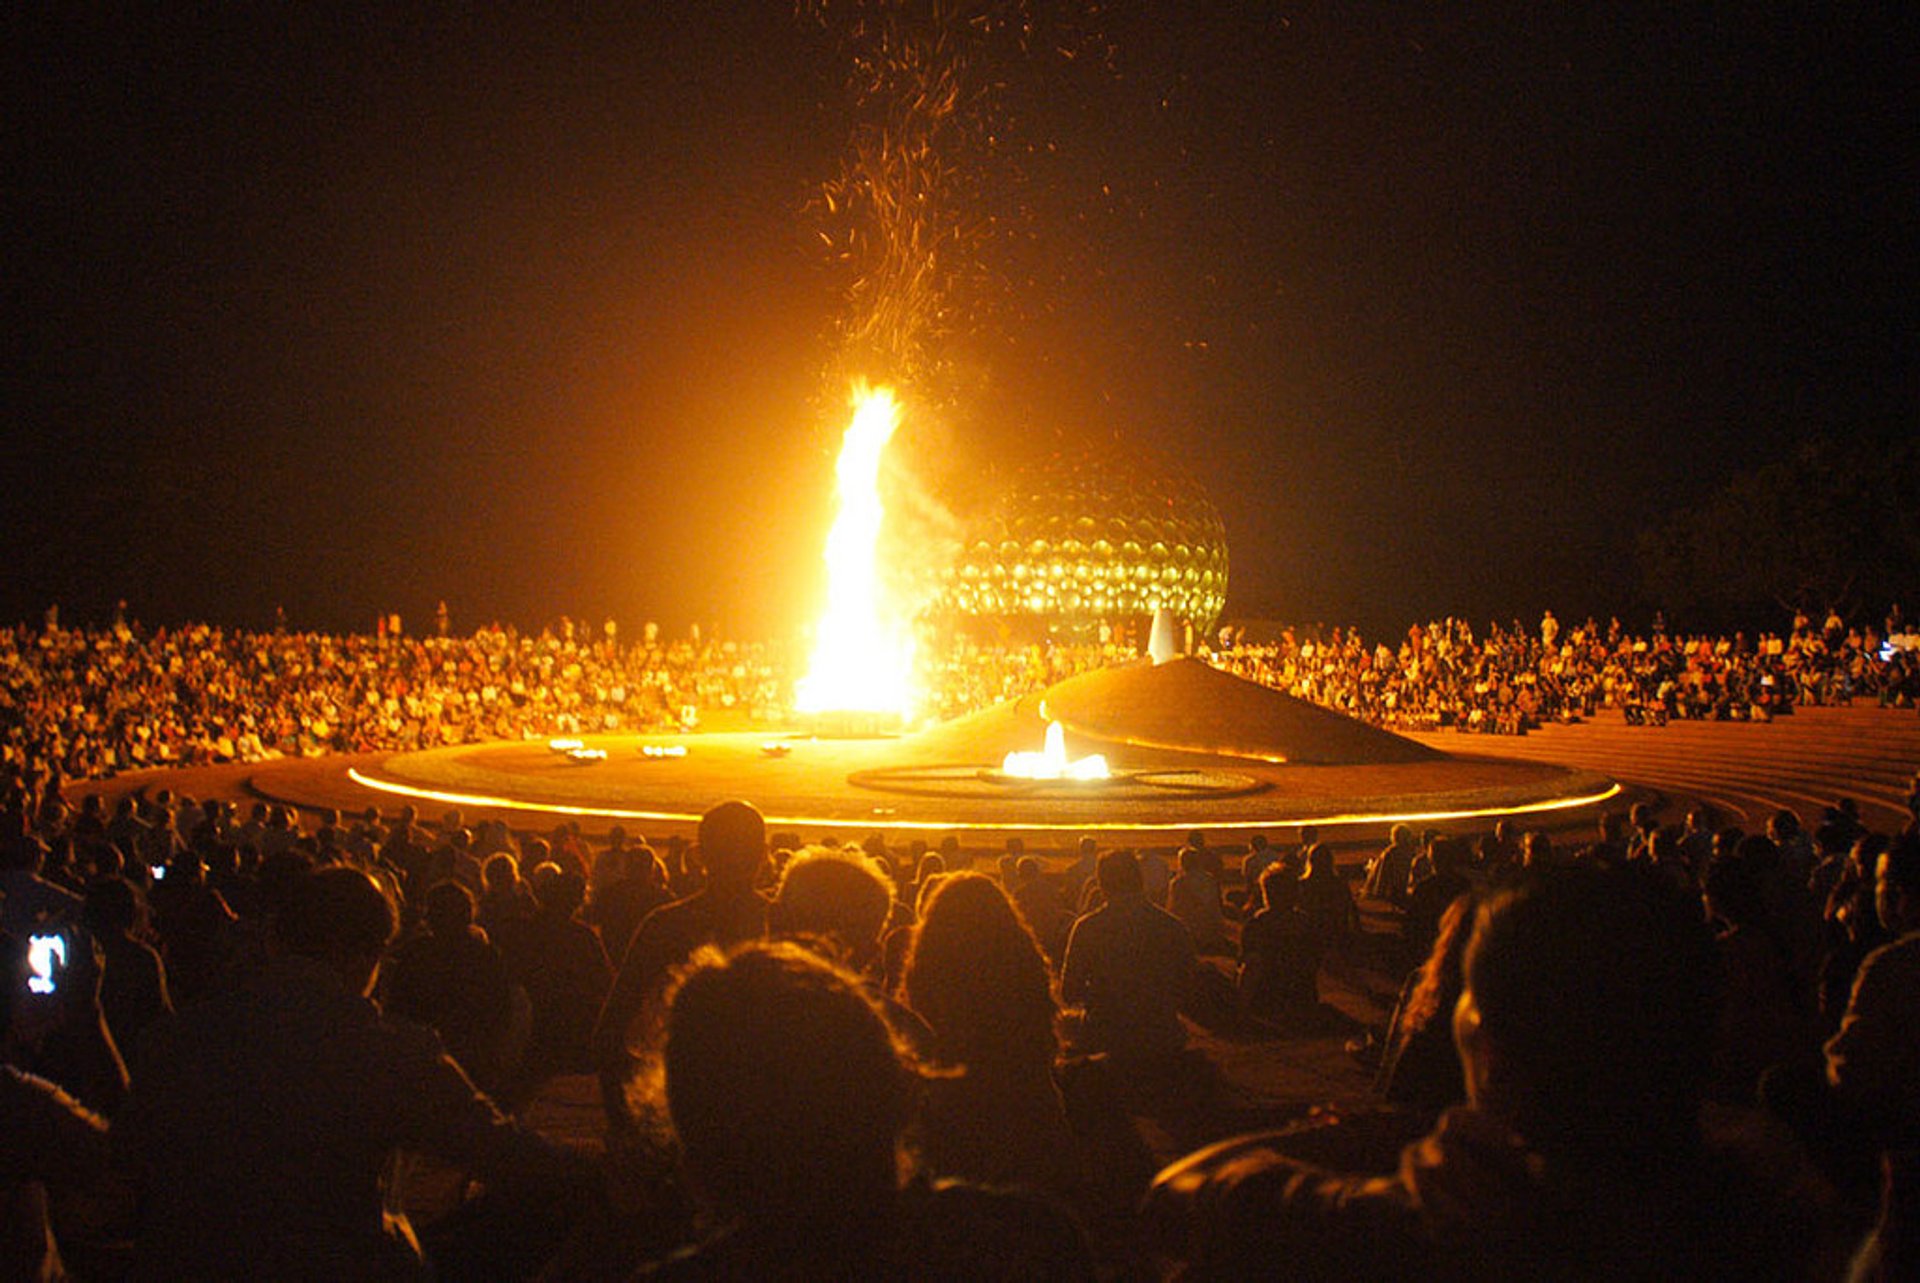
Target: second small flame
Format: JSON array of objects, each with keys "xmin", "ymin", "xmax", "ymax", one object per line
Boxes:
[{"xmin": 1001, "ymin": 720, "xmax": 1110, "ymax": 781}]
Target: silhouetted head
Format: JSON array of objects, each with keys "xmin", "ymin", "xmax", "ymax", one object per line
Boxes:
[
  {"xmin": 1429, "ymin": 836, "xmax": 1471, "ymax": 876},
  {"xmin": 770, "ymin": 845, "xmax": 895, "ymax": 970},
  {"xmin": 273, "ymin": 866, "xmax": 397, "ymax": 994},
  {"xmin": 903, "ymin": 872, "xmax": 1056, "ymax": 1072},
  {"xmin": 0, "ymin": 812, "xmax": 39, "ymax": 871},
  {"xmin": 82, "ymin": 876, "xmax": 142, "ymax": 937},
  {"xmin": 1256, "ymin": 861, "xmax": 1294, "ymax": 912},
  {"xmin": 481, "ymin": 852, "xmax": 520, "ymax": 896},
  {"xmin": 1306, "ymin": 843, "xmax": 1336, "ymax": 877},
  {"xmin": 665, "ymin": 941, "xmax": 912, "ymax": 1225},
  {"xmin": 422, "ymin": 880, "xmax": 477, "ymax": 939},
  {"xmin": 698, "ymin": 800, "xmax": 766, "ymax": 891},
  {"xmin": 1876, "ymin": 832, "xmax": 1920, "ymax": 936},
  {"xmin": 1096, "ymin": 849, "xmax": 1144, "ymax": 902},
  {"xmin": 1454, "ymin": 865, "xmax": 1717, "ymax": 1166},
  {"xmin": 532, "ymin": 866, "xmax": 586, "ymax": 918},
  {"xmin": 1703, "ymin": 843, "xmax": 1770, "ymax": 929}
]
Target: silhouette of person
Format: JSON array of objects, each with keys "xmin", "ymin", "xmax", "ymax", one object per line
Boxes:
[
  {"xmin": 118, "ymin": 865, "xmax": 589, "ymax": 1279},
  {"xmin": 595, "ymin": 800, "xmax": 769, "ymax": 1140}
]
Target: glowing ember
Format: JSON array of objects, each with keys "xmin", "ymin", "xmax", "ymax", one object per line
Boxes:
[
  {"xmin": 795, "ymin": 384, "xmax": 917, "ymax": 718},
  {"xmin": 1001, "ymin": 720, "xmax": 1110, "ymax": 781}
]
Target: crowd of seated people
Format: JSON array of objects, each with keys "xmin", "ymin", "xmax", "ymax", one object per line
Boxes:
[
  {"xmin": 0, "ymin": 615, "xmax": 793, "ymax": 780},
  {"xmin": 1216, "ymin": 605, "xmax": 1920, "ymax": 735},
  {"xmin": 5, "ymin": 603, "xmax": 1916, "ymax": 792},
  {"xmin": 4, "ymin": 761, "xmax": 1918, "ymax": 1276}
]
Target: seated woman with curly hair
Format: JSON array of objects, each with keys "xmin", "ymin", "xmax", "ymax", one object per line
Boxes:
[
  {"xmin": 640, "ymin": 939, "xmax": 1090, "ymax": 1278},
  {"xmin": 900, "ymin": 871, "xmax": 1084, "ymax": 1200}
]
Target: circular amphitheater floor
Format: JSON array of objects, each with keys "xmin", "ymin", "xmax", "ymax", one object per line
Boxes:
[
  {"xmin": 149, "ymin": 661, "xmax": 1627, "ymax": 842},
  {"xmin": 71, "ymin": 702, "xmax": 1918, "ymax": 848}
]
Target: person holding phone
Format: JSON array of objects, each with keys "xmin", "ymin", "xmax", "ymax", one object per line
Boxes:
[
  {"xmin": 117, "ymin": 865, "xmax": 595, "ymax": 1279},
  {"xmin": 0, "ymin": 810, "xmax": 83, "ymax": 939},
  {"xmin": 1, "ymin": 945, "xmax": 118, "ymax": 1282},
  {"xmin": 4, "ymin": 923, "xmax": 128, "ymax": 1118}
]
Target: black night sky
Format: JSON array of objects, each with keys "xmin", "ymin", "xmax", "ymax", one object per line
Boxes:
[{"xmin": 10, "ymin": 4, "xmax": 1915, "ymax": 640}]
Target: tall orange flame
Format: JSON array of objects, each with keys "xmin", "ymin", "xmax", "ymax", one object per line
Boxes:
[{"xmin": 795, "ymin": 384, "xmax": 917, "ymax": 718}]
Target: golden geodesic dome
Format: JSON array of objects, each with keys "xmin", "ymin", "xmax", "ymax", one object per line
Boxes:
[{"xmin": 934, "ymin": 447, "xmax": 1229, "ymax": 633}]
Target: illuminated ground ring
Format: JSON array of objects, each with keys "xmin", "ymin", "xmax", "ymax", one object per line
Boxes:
[
  {"xmin": 845, "ymin": 764, "xmax": 1270, "ymax": 800},
  {"xmin": 345, "ymin": 765, "xmax": 1621, "ymax": 835}
]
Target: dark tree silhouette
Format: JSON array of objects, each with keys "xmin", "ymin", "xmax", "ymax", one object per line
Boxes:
[{"xmin": 1638, "ymin": 434, "xmax": 1920, "ymax": 629}]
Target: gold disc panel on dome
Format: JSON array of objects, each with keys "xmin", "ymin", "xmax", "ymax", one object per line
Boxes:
[{"xmin": 934, "ymin": 448, "xmax": 1229, "ymax": 635}]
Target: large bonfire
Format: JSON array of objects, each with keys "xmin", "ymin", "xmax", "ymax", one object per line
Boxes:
[
  {"xmin": 794, "ymin": 384, "xmax": 918, "ymax": 720},
  {"xmin": 794, "ymin": 5, "xmax": 1098, "ymax": 722}
]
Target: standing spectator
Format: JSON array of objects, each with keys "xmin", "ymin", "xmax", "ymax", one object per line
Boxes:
[
  {"xmin": 0, "ymin": 1060, "xmax": 113, "ymax": 1282},
  {"xmin": 476, "ymin": 851, "xmax": 534, "ymax": 942},
  {"xmin": 595, "ymin": 800, "xmax": 769, "ymax": 1140},
  {"xmin": 1138, "ymin": 846, "xmax": 1173, "ymax": 907},
  {"xmin": 385, "ymin": 881, "xmax": 521, "ymax": 1097},
  {"xmin": 380, "ymin": 806, "xmax": 433, "ymax": 906},
  {"xmin": 106, "ymin": 798, "xmax": 149, "ymax": 869},
  {"xmin": 767, "ymin": 845, "xmax": 895, "ymax": 979},
  {"xmin": 1680, "ymin": 807, "xmax": 1719, "ymax": 877},
  {"xmin": 1374, "ymin": 895, "xmax": 1474, "ymax": 1113},
  {"xmin": 586, "ymin": 840, "xmax": 672, "ymax": 966},
  {"xmin": 1818, "ymin": 834, "xmax": 1892, "ymax": 1037},
  {"xmin": 1060, "ymin": 850, "xmax": 1196, "ymax": 1069}
]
